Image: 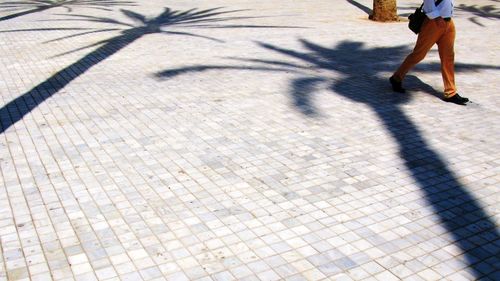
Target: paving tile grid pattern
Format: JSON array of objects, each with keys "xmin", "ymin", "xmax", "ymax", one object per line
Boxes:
[{"xmin": 0, "ymin": 0, "xmax": 499, "ymax": 280}]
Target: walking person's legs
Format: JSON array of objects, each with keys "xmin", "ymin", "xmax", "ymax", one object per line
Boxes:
[
  {"xmin": 390, "ymin": 19, "xmax": 442, "ymax": 92},
  {"xmin": 390, "ymin": 18, "xmax": 469, "ymax": 104},
  {"xmin": 437, "ymin": 20, "xmax": 456, "ymax": 98},
  {"xmin": 436, "ymin": 19, "xmax": 468, "ymax": 104}
]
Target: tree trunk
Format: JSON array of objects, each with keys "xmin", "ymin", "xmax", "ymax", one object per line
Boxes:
[{"xmin": 371, "ymin": 0, "xmax": 398, "ymax": 22}]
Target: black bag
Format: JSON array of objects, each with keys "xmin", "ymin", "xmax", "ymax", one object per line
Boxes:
[{"xmin": 408, "ymin": 0, "xmax": 444, "ymax": 34}]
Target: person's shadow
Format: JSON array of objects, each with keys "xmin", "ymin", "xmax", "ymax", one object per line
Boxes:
[{"xmin": 157, "ymin": 39, "xmax": 500, "ymax": 279}]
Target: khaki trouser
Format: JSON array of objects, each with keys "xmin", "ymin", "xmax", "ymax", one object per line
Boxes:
[{"xmin": 393, "ymin": 18, "xmax": 456, "ymax": 98}]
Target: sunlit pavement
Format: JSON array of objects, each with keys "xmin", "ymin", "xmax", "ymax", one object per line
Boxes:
[{"xmin": 0, "ymin": 0, "xmax": 499, "ymax": 280}]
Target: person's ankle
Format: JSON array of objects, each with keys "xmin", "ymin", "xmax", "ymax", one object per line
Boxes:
[
  {"xmin": 390, "ymin": 76, "xmax": 405, "ymax": 93},
  {"xmin": 390, "ymin": 75, "xmax": 401, "ymax": 83}
]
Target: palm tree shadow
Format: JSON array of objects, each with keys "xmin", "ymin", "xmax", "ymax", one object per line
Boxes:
[
  {"xmin": 265, "ymin": 40, "xmax": 500, "ymax": 279},
  {"xmin": 156, "ymin": 39, "xmax": 500, "ymax": 279},
  {"xmin": 0, "ymin": 7, "xmax": 302, "ymax": 134},
  {"xmin": 0, "ymin": 0, "xmax": 137, "ymax": 22}
]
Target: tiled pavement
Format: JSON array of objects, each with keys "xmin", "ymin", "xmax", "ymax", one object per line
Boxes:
[{"xmin": 0, "ymin": 0, "xmax": 499, "ymax": 280}]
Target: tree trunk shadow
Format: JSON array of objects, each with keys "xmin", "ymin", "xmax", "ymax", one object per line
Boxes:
[{"xmin": 346, "ymin": 0, "xmax": 372, "ymax": 15}]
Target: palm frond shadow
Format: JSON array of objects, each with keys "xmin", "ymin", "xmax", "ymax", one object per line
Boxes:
[
  {"xmin": 156, "ymin": 39, "xmax": 500, "ymax": 279},
  {"xmin": 456, "ymin": 3, "xmax": 500, "ymax": 26},
  {"xmin": 0, "ymin": 7, "xmax": 304, "ymax": 134},
  {"xmin": 0, "ymin": 0, "xmax": 136, "ymax": 21}
]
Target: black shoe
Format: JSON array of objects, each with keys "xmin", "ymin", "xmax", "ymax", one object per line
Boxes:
[
  {"xmin": 390, "ymin": 76, "xmax": 405, "ymax": 93},
  {"xmin": 443, "ymin": 93, "xmax": 469, "ymax": 105}
]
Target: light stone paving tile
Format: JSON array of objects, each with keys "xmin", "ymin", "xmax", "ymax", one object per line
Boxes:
[
  {"xmin": 256, "ymin": 269, "xmax": 281, "ymax": 281},
  {"xmin": 400, "ymin": 275, "xmax": 426, "ymax": 281},
  {"xmin": 139, "ymin": 266, "xmax": 163, "ymax": 280},
  {"xmin": 95, "ymin": 267, "xmax": 117, "ymax": 279},
  {"xmin": 346, "ymin": 266, "xmax": 371, "ymax": 280},
  {"xmin": 120, "ymin": 271, "xmax": 143, "ymax": 281},
  {"xmin": 374, "ymin": 270, "xmax": 400, "ymax": 281},
  {"xmin": 228, "ymin": 265, "xmax": 253, "ymax": 280},
  {"xmin": 317, "ymin": 262, "xmax": 342, "ymax": 277},
  {"xmin": 444, "ymin": 272, "xmax": 472, "ymax": 281},
  {"xmin": 75, "ymin": 272, "xmax": 98, "ymax": 281},
  {"xmin": 184, "ymin": 266, "xmax": 209, "ymax": 280},
  {"xmin": 212, "ymin": 270, "xmax": 236, "ymax": 281},
  {"xmin": 302, "ymin": 268, "xmax": 327, "ymax": 281},
  {"xmin": 285, "ymin": 275, "xmax": 308, "ymax": 281},
  {"xmin": 330, "ymin": 273, "xmax": 355, "ymax": 281},
  {"xmin": 163, "ymin": 267, "xmax": 192, "ymax": 281},
  {"xmin": 194, "ymin": 277, "xmax": 214, "ymax": 281},
  {"xmin": 417, "ymin": 268, "xmax": 443, "ymax": 280}
]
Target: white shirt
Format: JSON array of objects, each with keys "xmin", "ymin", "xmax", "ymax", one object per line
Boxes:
[{"xmin": 424, "ymin": 0, "xmax": 454, "ymax": 19}]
